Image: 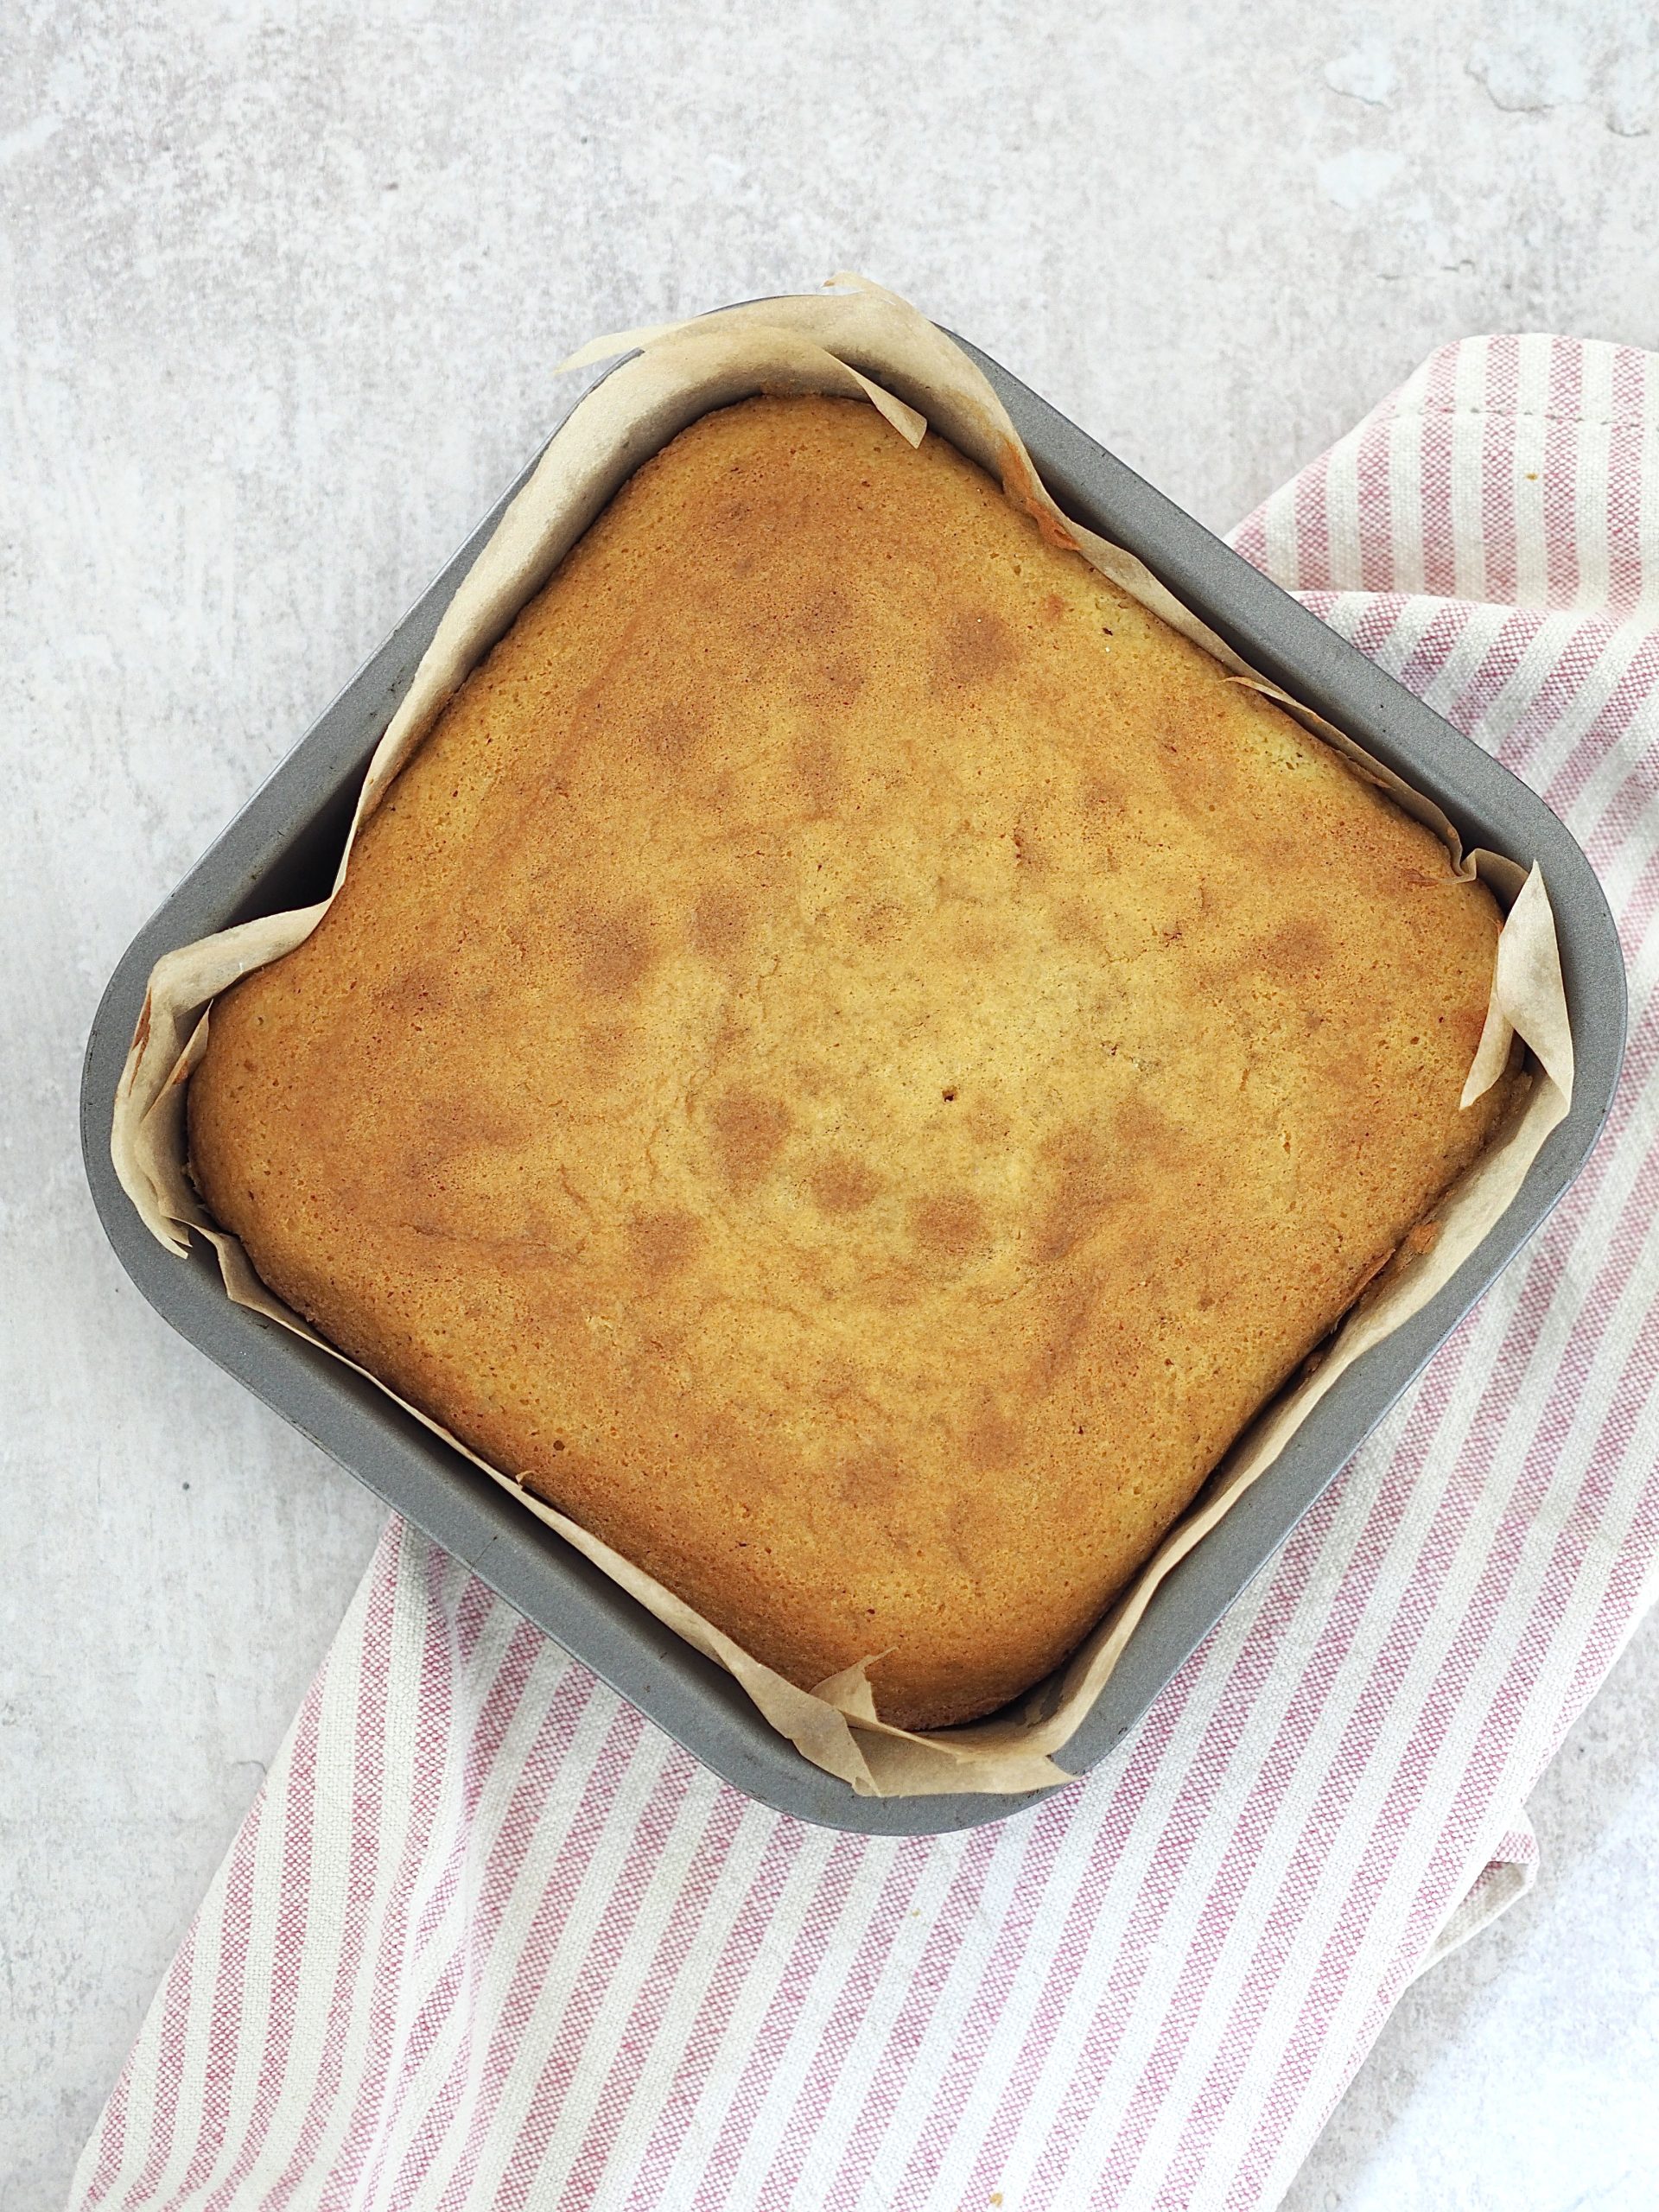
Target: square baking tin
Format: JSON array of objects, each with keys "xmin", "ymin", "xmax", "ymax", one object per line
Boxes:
[{"xmin": 81, "ymin": 327, "xmax": 1627, "ymax": 1835}]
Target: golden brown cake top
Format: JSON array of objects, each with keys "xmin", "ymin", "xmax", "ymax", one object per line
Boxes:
[{"xmin": 189, "ymin": 393, "xmax": 1510, "ymax": 1728}]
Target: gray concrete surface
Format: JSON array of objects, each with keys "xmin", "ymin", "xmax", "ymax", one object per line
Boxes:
[{"xmin": 4, "ymin": 3, "xmax": 1657, "ymax": 2206}]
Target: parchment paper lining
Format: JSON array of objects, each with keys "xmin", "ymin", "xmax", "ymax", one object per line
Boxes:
[{"xmin": 111, "ymin": 276, "xmax": 1574, "ymax": 1799}]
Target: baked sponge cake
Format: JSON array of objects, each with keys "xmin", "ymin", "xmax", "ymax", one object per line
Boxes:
[{"xmin": 189, "ymin": 393, "xmax": 1511, "ymax": 1728}]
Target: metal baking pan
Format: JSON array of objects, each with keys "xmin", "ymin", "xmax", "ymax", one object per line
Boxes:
[{"xmin": 80, "ymin": 326, "xmax": 1627, "ymax": 1835}]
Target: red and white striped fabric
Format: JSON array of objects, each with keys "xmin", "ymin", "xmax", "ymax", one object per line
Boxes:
[{"xmin": 73, "ymin": 334, "xmax": 1659, "ymax": 2212}]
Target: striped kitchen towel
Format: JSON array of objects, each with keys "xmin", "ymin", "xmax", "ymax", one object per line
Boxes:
[{"xmin": 71, "ymin": 334, "xmax": 1659, "ymax": 2212}]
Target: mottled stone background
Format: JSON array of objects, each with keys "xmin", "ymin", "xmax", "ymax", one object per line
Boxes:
[{"xmin": 4, "ymin": 3, "xmax": 1657, "ymax": 2206}]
